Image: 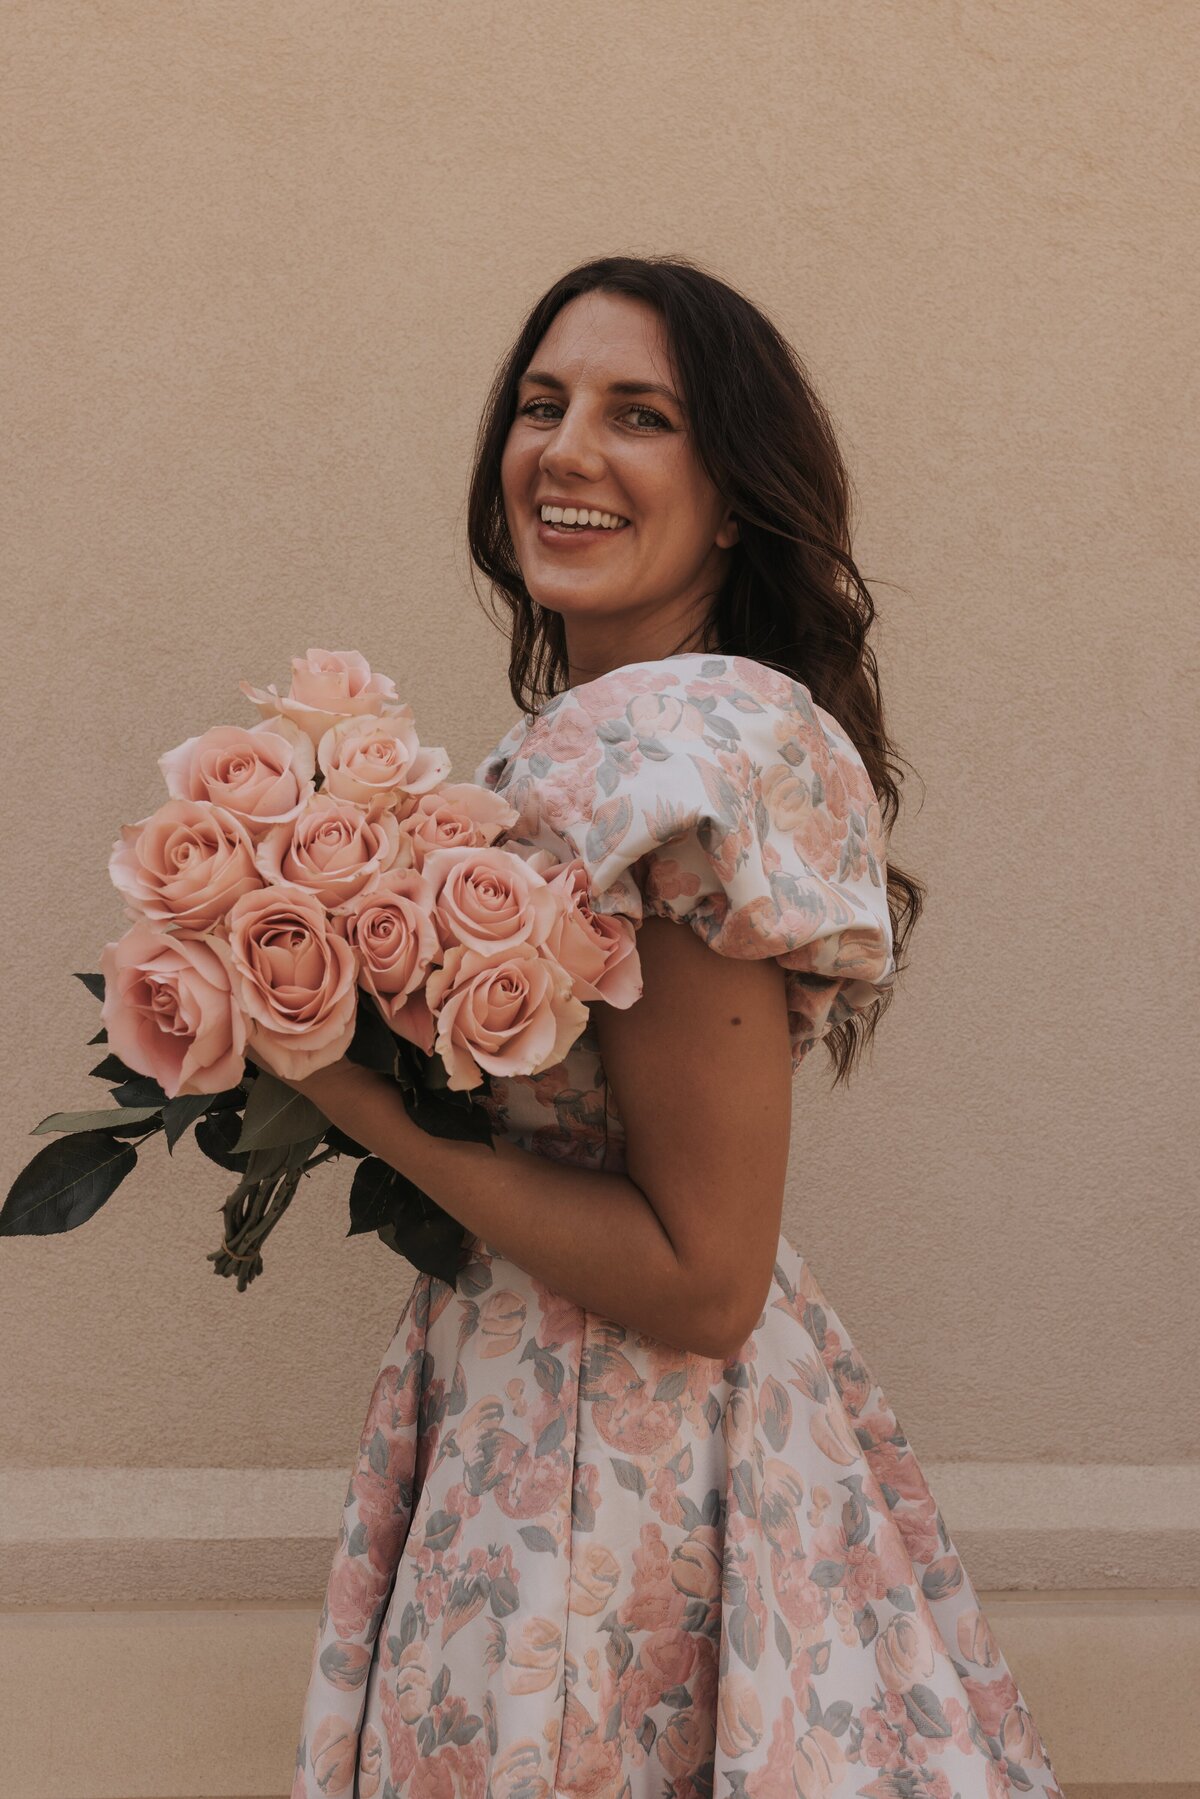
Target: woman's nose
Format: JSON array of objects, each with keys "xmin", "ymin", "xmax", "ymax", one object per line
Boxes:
[{"xmin": 538, "ymin": 403, "xmax": 606, "ymax": 480}]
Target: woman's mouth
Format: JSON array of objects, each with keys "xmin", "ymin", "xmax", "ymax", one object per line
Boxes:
[{"xmin": 535, "ymin": 503, "xmax": 630, "ymax": 545}]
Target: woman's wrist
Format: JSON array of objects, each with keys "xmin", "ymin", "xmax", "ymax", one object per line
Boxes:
[{"xmin": 290, "ymin": 1055, "xmax": 381, "ymax": 1110}]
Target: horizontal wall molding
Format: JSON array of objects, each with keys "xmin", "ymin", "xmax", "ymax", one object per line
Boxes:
[
  {"xmin": 1, "ymin": 1592, "xmax": 1198, "ymax": 1794},
  {"xmin": 1, "ymin": 1460, "xmax": 1197, "ymax": 1606}
]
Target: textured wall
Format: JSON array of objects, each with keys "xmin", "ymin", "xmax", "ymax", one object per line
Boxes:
[{"xmin": 2, "ymin": 0, "xmax": 1195, "ymax": 1519}]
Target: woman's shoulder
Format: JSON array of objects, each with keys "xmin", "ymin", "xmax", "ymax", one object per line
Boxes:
[
  {"xmin": 520, "ymin": 653, "xmax": 868, "ymax": 781},
  {"xmin": 474, "ymin": 651, "xmax": 880, "ymax": 831}
]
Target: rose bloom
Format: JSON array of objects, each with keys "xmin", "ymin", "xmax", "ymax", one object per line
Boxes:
[
  {"xmin": 874, "ymin": 1612, "xmax": 937, "ymax": 1695},
  {"xmin": 100, "ymin": 919, "xmax": 247, "ymax": 1098},
  {"xmin": 334, "ymin": 868, "xmax": 441, "ymax": 1051},
  {"xmin": 540, "ymin": 859, "xmax": 643, "ymax": 1006},
  {"xmin": 109, "ymin": 798, "xmax": 263, "ymax": 936},
  {"xmin": 316, "ymin": 710, "xmax": 451, "ymax": 813},
  {"xmin": 503, "ymin": 1615, "xmax": 562, "ymax": 1695},
  {"xmin": 239, "ymin": 645, "xmax": 403, "ymax": 747},
  {"xmin": 426, "ymin": 940, "xmax": 588, "ymax": 1091},
  {"xmin": 255, "ymin": 791, "xmax": 406, "ymax": 912},
  {"xmin": 224, "ymin": 881, "xmax": 358, "ymax": 1083},
  {"xmin": 568, "ymin": 1541, "xmax": 621, "ymax": 1617},
  {"xmin": 158, "ymin": 717, "xmax": 315, "ymax": 836},
  {"xmin": 395, "ymin": 782, "xmax": 519, "ymax": 868},
  {"xmin": 422, "ymin": 844, "xmax": 560, "ymax": 957},
  {"xmin": 309, "ymin": 1715, "xmax": 356, "ymax": 1799}
]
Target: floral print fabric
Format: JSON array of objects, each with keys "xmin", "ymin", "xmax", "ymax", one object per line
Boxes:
[
  {"xmin": 482, "ymin": 653, "xmax": 897, "ymax": 1073},
  {"xmin": 293, "ymin": 656, "xmax": 1062, "ymax": 1798}
]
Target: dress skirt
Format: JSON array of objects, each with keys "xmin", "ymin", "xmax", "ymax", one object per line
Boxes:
[{"xmin": 291, "ymin": 1232, "xmax": 1062, "ymax": 1798}]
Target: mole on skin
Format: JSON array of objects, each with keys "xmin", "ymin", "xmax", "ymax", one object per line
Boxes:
[{"xmin": 729, "ymin": 1016, "xmax": 742, "ymax": 1025}]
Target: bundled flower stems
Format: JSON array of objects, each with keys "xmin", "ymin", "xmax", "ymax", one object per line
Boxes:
[{"xmin": 3, "ymin": 649, "xmax": 641, "ymax": 1291}]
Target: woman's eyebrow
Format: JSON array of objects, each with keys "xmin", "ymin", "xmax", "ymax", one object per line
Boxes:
[{"xmin": 518, "ymin": 366, "xmax": 682, "ymax": 407}]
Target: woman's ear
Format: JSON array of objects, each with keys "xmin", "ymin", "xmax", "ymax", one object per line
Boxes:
[{"xmin": 715, "ymin": 510, "xmax": 740, "ymax": 550}]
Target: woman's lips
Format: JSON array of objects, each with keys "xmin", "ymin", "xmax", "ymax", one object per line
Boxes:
[{"xmin": 535, "ymin": 517, "xmax": 630, "ymax": 547}]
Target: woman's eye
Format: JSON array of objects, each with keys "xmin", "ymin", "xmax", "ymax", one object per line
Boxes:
[
  {"xmin": 625, "ymin": 404, "xmax": 670, "ymax": 431},
  {"xmin": 517, "ymin": 399, "xmax": 669, "ymax": 431}
]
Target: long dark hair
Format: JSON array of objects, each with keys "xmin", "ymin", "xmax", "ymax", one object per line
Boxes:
[{"xmin": 466, "ymin": 253, "xmax": 923, "ymax": 1083}]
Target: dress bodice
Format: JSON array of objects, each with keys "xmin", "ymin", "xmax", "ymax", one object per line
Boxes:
[{"xmin": 464, "ymin": 652, "xmax": 897, "ymax": 1174}]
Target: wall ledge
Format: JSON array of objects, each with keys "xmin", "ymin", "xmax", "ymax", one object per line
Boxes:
[{"xmin": 1, "ymin": 1459, "xmax": 1196, "ymax": 1605}]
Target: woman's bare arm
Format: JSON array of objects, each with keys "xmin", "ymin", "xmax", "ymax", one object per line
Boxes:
[{"xmin": 288, "ymin": 915, "xmax": 793, "ymax": 1359}]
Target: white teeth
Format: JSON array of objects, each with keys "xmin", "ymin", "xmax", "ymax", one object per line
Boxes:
[{"xmin": 539, "ymin": 504, "xmax": 627, "ymax": 530}]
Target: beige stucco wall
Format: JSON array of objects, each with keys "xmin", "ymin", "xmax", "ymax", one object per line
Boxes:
[{"xmin": 2, "ymin": 2, "xmax": 1196, "ymax": 1791}]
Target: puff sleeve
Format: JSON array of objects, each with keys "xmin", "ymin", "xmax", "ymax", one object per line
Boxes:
[{"xmin": 508, "ymin": 656, "xmax": 897, "ymax": 1071}]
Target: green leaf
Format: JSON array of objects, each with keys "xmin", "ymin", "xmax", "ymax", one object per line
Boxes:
[
  {"xmin": 89, "ymin": 1053, "xmax": 141, "ymax": 1083},
  {"xmin": 194, "ymin": 1109, "xmax": 250, "ymax": 1172},
  {"xmin": 284, "ymin": 1132, "xmax": 327, "ymax": 1172},
  {"xmin": 74, "ymin": 972, "xmax": 105, "ymax": 1002},
  {"xmin": 111, "ymin": 1076, "xmax": 168, "ymax": 1108},
  {"xmin": 403, "ymin": 1087, "xmax": 494, "ymax": 1148},
  {"xmin": 653, "ymin": 1370, "xmax": 687, "ymax": 1402},
  {"xmin": 610, "ymin": 1458, "xmax": 647, "ymax": 1497},
  {"xmin": 1, "ymin": 1130, "xmax": 137, "ymax": 1235},
  {"xmin": 903, "ymin": 1683, "xmax": 952, "ymax": 1739},
  {"xmin": 420, "ymin": 1053, "xmax": 451, "ymax": 1091},
  {"xmin": 423, "ymin": 1510, "xmax": 459, "ymax": 1552},
  {"xmin": 161, "ymin": 1093, "xmax": 219, "ymax": 1153},
  {"xmin": 234, "ymin": 1070, "xmax": 328, "ymax": 1152},
  {"xmin": 517, "ymin": 1524, "xmax": 556, "ymax": 1553},
  {"xmin": 245, "ymin": 1141, "xmax": 292, "ymax": 1185},
  {"xmin": 348, "ymin": 1154, "xmax": 469, "ymax": 1284},
  {"xmin": 32, "ymin": 1106, "xmax": 162, "ymax": 1136},
  {"xmin": 346, "ymin": 1157, "xmax": 407, "ymax": 1236},
  {"xmin": 535, "ymin": 1414, "xmax": 567, "ymax": 1457},
  {"xmin": 324, "ymin": 1123, "xmax": 368, "ymax": 1159},
  {"xmin": 346, "ymin": 992, "xmax": 401, "ymax": 1076}
]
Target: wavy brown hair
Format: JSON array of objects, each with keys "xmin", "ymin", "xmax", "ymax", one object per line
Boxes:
[{"xmin": 466, "ymin": 253, "xmax": 923, "ymax": 1084}]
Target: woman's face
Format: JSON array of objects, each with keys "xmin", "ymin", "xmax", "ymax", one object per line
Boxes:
[{"xmin": 500, "ymin": 291, "xmax": 739, "ymax": 658}]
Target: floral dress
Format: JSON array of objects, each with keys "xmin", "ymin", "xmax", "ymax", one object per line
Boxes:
[{"xmin": 292, "ymin": 653, "xmax": 1062, "ymax": 1799}]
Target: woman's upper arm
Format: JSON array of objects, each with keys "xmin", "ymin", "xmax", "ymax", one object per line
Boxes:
[{"xmin": 592, "ymin": 913, "xmax": 794, "ymax": 1356}]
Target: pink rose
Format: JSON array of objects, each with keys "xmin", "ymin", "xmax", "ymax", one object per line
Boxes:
[
  {"xmin": 541, "ymin": 859, "xmax": 642, "ymax": 1006},
  {"xmin": 874, "ymin": 1613, "xmax": 937, "ymax": 1695},
  {"xmin": 502, "ymin": 1615, "xmax": 562, "ymax": 1695},
  {"xmin": 108, "ymin": 799, "xmax": 263, "ymax": 935},
  {"xmin": 334, "ymin": 868, "xmax": 441, "ymax": 1051},
  {"xmin": 224, "ymin": 882, "xmax": 358, "ymax": 1082},
  {"xmin": 425, "ymin": 941, "xmax": 588, "ymax": 1091},
  {"xmin": 794, "ymin": 1725, "xmax": 846, "ymax": 1799},
  {"xmin": 568, "ymin": 1541, "xmax": 621, "ymax": 1616},
  {"xmin": 641, "ymin": 1625, "xmax": 698, "ymax": 1689},
  {"xmin": 316, "ymin": 712, "xmax": 451, "ymax": 813},
  {"xmin": 657, "ymin": 1706, "xmax": 713, "ymax": 1780},
  {"xmin": 396, "ymin": 783, "xmax": 519, "ymax": 868},
  {"xmin": 158, "ymin": 718, "xmax": 315, "ymax": 836},
  {"xmin": 238, "ymin": 646, "xmax": 402, "ymax": 747},
  {"xmin": 310, "ymin": 1714, "xmax": 356, "ymax": 1798},
  {"xmin": 100, "ymin": 920, "xmax": 246, "ymax": 1098},
  {"xmin": 254, "ymin": 792, "xmax": 406, "ymax": 912},
  {"xmin": 421, "ymin": 845, "xmax": 560, "ymax": 957},
  {"xmin": 717, "ymin": 1673, "xmax": 764, "ymax": 1756}
]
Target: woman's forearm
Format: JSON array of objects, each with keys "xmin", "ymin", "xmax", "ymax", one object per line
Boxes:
[{"xmin": 297, "ymin": 1060, "xmax": 732, "ymax": 1359}]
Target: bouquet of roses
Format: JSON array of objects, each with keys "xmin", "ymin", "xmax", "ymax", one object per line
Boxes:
[{"xmin": 1, "ymin": 648, "xmax": 641, "ymax": 1291}]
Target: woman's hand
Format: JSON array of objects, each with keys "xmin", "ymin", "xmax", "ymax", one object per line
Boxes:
[{"xmin": 243, "ymin": 1043, "xmax": 359, "ymax": 1107}]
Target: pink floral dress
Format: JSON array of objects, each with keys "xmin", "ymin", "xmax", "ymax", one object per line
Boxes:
[{"xmin": 292, "ymin": 654, "xmax": 1062, "ymax": 1799}]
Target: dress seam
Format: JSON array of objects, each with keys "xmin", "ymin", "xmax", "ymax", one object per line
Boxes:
[{"xmin": 550, "ymin": 1314, "xmax": 583, "ymax": 1795}]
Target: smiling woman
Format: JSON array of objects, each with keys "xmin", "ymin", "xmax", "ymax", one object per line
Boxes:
[
  {"xmin": 496, "ymin": 290, "xmax": 741, "ymax": 691},
  {"xmin": 290, "ymin": 255, "xmax": 1064, "ymax": 1799}
]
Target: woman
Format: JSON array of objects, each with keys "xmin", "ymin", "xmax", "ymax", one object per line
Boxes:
[{"xmin": 290, "ymin": 257, "xmax": 1061, "ymax": 1797}]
